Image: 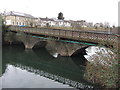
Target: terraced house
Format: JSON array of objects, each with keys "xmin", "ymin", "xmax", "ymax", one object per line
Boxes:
[{"xmin": 3, "ymin": 11, "xmax": 38, "ymax": 27}]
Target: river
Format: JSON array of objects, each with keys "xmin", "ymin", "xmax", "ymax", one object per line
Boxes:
[{"xmin": 0, "ymin": 45, "xmax": 102, "ymax": 89}]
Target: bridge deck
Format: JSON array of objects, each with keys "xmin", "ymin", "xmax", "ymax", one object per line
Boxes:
[{"xmin": 9, "ymin": 26, "xmax": 120, "ymax": 49}]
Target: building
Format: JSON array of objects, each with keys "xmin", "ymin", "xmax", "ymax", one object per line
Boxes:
[
  {"xmin": 3, "ymin": 11, "xmax": 37, "ymax": 27},
  {"xmin": 36, "ymin": 17, "xmax": 56, "ymax": 27},
  {"xmin": 36, "ymin": 17, "xmax": 71, "ymax": 27},
  {"xmin": 52, "ymin": 19, "xmax": 71, "ymax": 27},
  {"xmin": 86, "ymin": 22, "xmax": 93, "ymax": 27},
  {"xmin": 2, "ymin": 11, "xmax": 104, "ymax": 29},
  {"xmin": 94, "ymin": 22, "xmax": 110, "ymax": 28},
  {"xmin": 70, "ymin": 20, "xmax": 88, "ymax": 28}
]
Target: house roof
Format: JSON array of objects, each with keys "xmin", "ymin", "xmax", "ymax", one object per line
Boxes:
[
  {"xmin": 5, "ymin": 11, "xmax": 34, "ymax": 18},
  {"xmin": 39, "ymin": 18, "xmax": 54, "ymax": 21}
]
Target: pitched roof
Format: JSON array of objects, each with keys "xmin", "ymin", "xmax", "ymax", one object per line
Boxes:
[
  {"xmin": 6, "ymin": 11, "xmax": 34, "ymax": 18},
  {"xmin": 39, "ymin": 18, "xmax": 55, "ymax": 21}
]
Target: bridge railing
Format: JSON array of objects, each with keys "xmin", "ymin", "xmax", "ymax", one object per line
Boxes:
[{"xmin": 9, "ymin": 26, "xmax": 119, "ymax": 47}]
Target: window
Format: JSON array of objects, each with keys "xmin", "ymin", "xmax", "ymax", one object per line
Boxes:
[
  {"xmin": 13, "ymin": 22, "xmax": 14, "ymax": 25},
  {"xmin": 17, "ymin": 22, "xmax": 18, "ymax": 25},
  {"xmin": 19, "ymin": 22, "xmax": 21, "ymax": 25},
  {"xmin": 17, "ymin": 17, "xmax": 19, "ymax": 20}
]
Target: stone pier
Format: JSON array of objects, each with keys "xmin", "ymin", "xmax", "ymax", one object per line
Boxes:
[{"xmin": 16, "ymin": 33, "xmax": 40, "ymax": 49}]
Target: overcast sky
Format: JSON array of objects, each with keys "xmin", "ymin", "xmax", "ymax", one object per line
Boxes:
[{"xmin": 0, "ymin": 0, "xmax": 119, "ymax": 26}]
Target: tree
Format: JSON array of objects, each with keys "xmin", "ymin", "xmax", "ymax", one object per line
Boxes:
[
  {"xmin": 46, "ymin": 23, "xmax": 50, "ymax": 27},
  {"xmin": 57, "ymin": 12, "xmax": 64, "ymax": 20},
  {"xmin": 30, "ymin": 22, "xmax": 33, "ymax": 27},
  {"xmin": 112, "ymin": 25, "xmax": 115, "ymax": 28}
]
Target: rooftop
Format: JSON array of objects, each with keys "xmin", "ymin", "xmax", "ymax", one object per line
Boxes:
[{"xmin": 5, "ymin": 11, "xmax": 35, "ymax": 18}]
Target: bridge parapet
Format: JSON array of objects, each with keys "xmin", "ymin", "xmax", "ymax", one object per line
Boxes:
[{"xmin": 9, "ymin": 26, "xmax": 119, "ymax": 49}]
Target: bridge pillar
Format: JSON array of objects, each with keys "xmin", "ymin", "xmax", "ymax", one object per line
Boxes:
[
  {"xmin": 24, "ymin": 42, "xmax": 37, "ymax": 49},
  {"xmin": 46, "ymin": 40, "xmax": 89, "ymax": 56},
  {"xmin": 16, "ymin": 33, "xmax": 40, "ymax": 49}
]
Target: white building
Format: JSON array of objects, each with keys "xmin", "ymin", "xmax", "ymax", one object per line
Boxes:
[
  {"xmin": 94, "ymin": 22, "xmax": 110, "ymax": 28},
  {"xmin": 2, "ymin": 11, "xmax": 37, "ymax": 27},
  {"xmin": 36, "ymin": 18, "xmax": 71, "ymax": 27}
]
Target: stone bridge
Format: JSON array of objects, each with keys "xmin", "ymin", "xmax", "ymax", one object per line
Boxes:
[
  {"xmin": 12, "ymin": 32, "xmax": 89, "ymax": 56},
  {"xmin": 8, "ymin": 26, "xmax": 120, "ymax": 56}
]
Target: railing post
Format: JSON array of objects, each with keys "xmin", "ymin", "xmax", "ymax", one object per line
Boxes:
[
  {"xmin": 59, "ymin": 29, "xmax": 60, "ymax": 37},
  {"xmin": 79, "ymin": 31, "xmax": 81, "ymax": 39},
  {"xmin": 72, "ymin": 31, "xmax": 73, "ymax": 38}
]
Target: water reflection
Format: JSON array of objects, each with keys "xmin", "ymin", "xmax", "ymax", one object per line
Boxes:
[
  {"xmin": 2, "ymin": 64, "xmax": 72, "ymax": 88},
  {"xmin": 1, "ymin": 45, "xmax": 93, "ymax": 89}
]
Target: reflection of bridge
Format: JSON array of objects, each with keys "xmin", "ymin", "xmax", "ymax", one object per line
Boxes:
[
  {"xmin": 8, "ymin": 26, "xmax": 119, "ymax": 56},
  {"xmin": 14, "ymin": 63, "xmax": 93, "ymax": 89},
  {"xmin": 3, "ymin": 46, "xmax": 94, "ymax": 89}
]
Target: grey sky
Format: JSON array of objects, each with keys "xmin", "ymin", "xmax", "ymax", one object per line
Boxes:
[{"xmin": 0, "ymin": 0, "xmax": 119, "ymax": 26}]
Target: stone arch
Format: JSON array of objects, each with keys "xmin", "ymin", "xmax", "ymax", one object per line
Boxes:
[
  {"xmin": 33, "ymin": 41, "xmax": 47, "ymax": 49},
  {"xmin": 46, "ymin": 40, "xmax": 90, "ymax": 56},
  {"xmin": 16, "ymin": 32, "xmax": 44, "ymax": 49}
]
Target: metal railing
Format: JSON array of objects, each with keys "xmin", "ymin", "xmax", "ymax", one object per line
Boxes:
[{"xmin": 9, "ymin": 26, "xmax": 119, "ymax": 47}]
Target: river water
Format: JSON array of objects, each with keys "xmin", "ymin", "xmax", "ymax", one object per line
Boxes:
[{"xmin": 1, "ymin": 45, "xmax": 97, "ymax": 89}]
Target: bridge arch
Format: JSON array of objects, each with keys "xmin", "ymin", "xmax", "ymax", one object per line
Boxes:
[
  {"xmin": 15, "ymin": 32, "xmax": 46, "ymax": 49},
  {"xmin": 33, "ymin": 41, "xmax": 47, "ymax": 49},
  {"xmin": 46, "ymin": 40, "xmax": 90, "ymax": 56},
  {"xmin": 71, "ymin": 46, "xmax": 90, "ymax": 56}
]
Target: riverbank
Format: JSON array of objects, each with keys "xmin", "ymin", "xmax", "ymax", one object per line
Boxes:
[{"xmin": 84, "ymin": 46, "xmax": 119, "ymax": 88}]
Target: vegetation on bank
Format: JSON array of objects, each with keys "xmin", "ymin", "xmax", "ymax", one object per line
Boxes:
[{"xmin": 84, "ymin": 47, "xmax": 119, "ymax": 88}]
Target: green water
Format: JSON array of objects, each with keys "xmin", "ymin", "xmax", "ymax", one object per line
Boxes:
[{"xmin": 1, "ymin": 45, "xmax": 94, "ymax": 89}]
